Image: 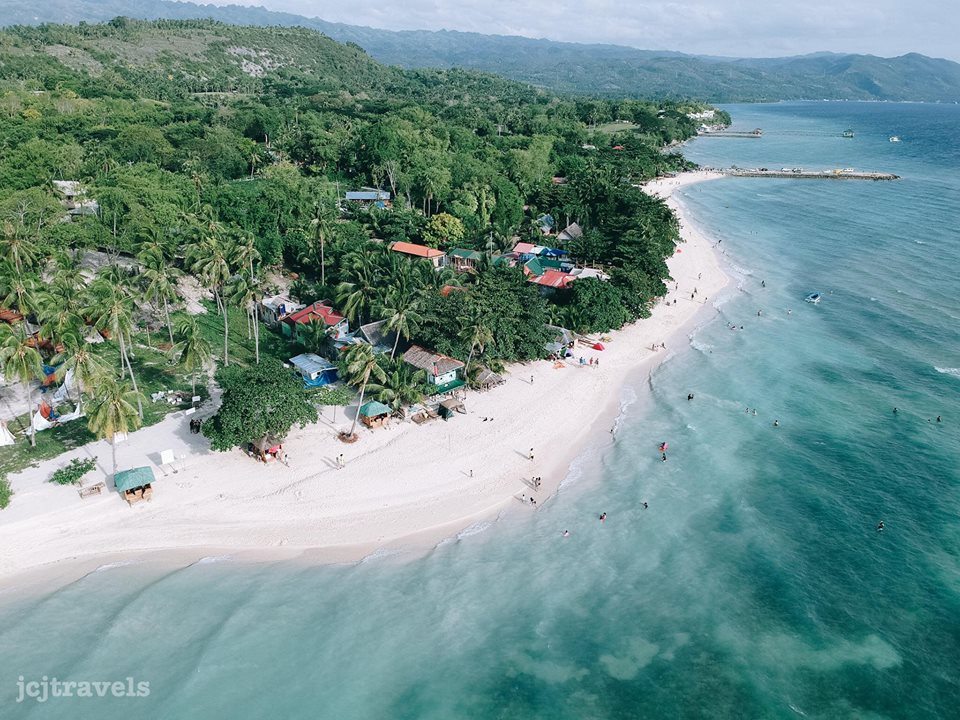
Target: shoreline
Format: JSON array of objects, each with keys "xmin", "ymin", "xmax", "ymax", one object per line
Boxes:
[{"xmin": 0, "ymin": 170, "xmax": 730, "ymax": 590}]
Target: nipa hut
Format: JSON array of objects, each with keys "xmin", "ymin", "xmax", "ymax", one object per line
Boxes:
[
  {"xmin": 114, "ymin": 466, "xmax": 155, "ymax": 506},
  {"xmin": 359, "ymin": 401, "xmax": 392, "ymax": 429}
]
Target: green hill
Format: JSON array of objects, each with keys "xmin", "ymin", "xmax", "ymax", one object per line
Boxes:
[{"xmin": 3, "ymin": 0, "xmax": 960, "ymax": 102}]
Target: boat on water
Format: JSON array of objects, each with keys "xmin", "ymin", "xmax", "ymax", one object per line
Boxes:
[
  {"xmin": 889, "ymin": 136, "xmax": 901, "ymax": 143},
  {"xmin": 843, "ymin": 129, "xmax": 855, "ymax": 138},
  {"xmin": 805, "ymin": 292, "xmax": 822, "ymax": 304}
]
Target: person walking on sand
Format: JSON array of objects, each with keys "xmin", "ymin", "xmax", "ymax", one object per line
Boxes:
[
  {"xmin": 530, "ymin": 375, "xmax": 534, "ymax": 385},
  {"xmin": 529, "ymin": 448, "xmax": 535, "ymax": 461}
]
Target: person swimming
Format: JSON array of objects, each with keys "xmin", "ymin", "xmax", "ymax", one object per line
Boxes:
[
  {"xmin": 876, "ymin": 520, "xmax": 885, "ymax": 532},
  {"xmin": 773, "ymin": 420, "xmax": 780, "ymax": 427}
]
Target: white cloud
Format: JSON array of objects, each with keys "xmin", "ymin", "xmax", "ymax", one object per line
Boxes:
[{"xmin": 205, "ymin": 0, "xmax": 960, "ymax": 60}]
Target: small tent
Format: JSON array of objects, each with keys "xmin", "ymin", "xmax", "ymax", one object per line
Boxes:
[{"xmin": 439, "ymin": 397, "xmax": 466, "ymax": 420}]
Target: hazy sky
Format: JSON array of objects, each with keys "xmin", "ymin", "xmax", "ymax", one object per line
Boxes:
[{"xmin": 205, "ymin": 0, "xmax": 957, "ymax": 60}]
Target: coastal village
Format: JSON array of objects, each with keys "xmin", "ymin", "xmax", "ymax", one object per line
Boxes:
[
  {"xmin": 0, "ymin": 180, "xmax": 611, "ymax": 489},
  {"xmin": 0, "ymin": 19, "xmax": 720, "ymax": 574},
  {"xmin": 0, "ymin": 165, "xmax": 727, "ymax": 576}
]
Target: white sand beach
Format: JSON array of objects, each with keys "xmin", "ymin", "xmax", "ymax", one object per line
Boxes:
[{"xmin": 0, "ymin": 171, "xmax": 729, "ymax": 583}]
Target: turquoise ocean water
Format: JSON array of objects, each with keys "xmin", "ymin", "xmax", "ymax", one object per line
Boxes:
[{"xmin": 1, "ymin": 102, "xmax": 958, "ymax": 719}]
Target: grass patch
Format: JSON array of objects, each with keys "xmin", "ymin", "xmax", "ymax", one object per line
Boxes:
[
  {"xmin": 595, "ymin": 121, "xmax": 640, "ymax": 134},
  {"xmin": 0, "ymin": 476, "xmax": 11, "ymax": 509},
  {"xmin": 189, "ymin": 303, "xmax": 295, "ymax": 369}
]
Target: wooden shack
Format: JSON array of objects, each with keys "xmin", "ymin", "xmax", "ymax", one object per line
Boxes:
[
  {"xmin": 358, "ymin": 401, "xmax": 392, "ymax": 429},
  {"xmin": 114, "ymin": 466, "xmax": 155, "ymax": 506}
]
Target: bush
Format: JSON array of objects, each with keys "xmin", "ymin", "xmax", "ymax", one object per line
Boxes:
[
  {"xmin": 0, "ymin": 476, "xmax": 11, "ymax": 509},
  {"xmin": 49, "ymin": 457, "xmax": 97, "ymax": 486}
]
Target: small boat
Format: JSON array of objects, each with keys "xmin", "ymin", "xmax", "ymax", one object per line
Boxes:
[
  {"xmin": 842, "ymin": 129, "xmax": 855, "ymax": 138},
  {"xmin": 805, "ymin": 292, "xmax": 822, "ymax": 304},
  {"xmin": 889, "ymin": 136, "xmax": 901, "ymax": 143}
]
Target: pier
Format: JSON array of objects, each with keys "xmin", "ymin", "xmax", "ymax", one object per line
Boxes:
[
  {"xmin": 697, "ymin": 129, "xmax": 763, "ymax": 138},
  {"xmin": 723, "ymin": 168, "xmax": 899, "ymax": 181}
]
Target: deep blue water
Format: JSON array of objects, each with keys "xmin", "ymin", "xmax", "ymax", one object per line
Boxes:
[{"xmin": 1, "ymin": 102, "xmax": 958, "ymax": 719}]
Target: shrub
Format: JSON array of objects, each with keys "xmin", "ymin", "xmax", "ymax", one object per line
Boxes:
[
  {"xmin": 0, "ymin": 476, "xmax": 11, "ymax": 509},
  {"xmin": 49, "ymin": 457, "xmax": 97, "ymax": 486}
]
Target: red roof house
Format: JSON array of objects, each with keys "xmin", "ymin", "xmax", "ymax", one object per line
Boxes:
[{"xmin": 282, "ymin": 302, "xmax": 349, "ymax": 342}]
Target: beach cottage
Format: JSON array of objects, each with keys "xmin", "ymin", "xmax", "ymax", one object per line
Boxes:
[
  {"xmin": 389, "ymin": 241, "xmax": 447, "ymax": 269},
  {"xmin": 358, "ymin": 401, "xmax": 392, "ymax": 428},
  {"xmin": 114, "ymin": 466, "xmax": 155, "ymax": 506},
  {"xmin": 448, "ymin": 248, "xmax": 483, "ymax": 272},
  {"xmin": 357, "ymin": 319, "xmax": 398, "ymax": 355},
  {"xmin": 281, "ymin": 302, "xmax": 349, "ymax": 344},
  {"xmin": 403, "ymin": 345, "xmax": 465, "ymax": 394},
  {"xmin": 344, "ymin": 189, "xmax": 392, "ymax": 209},
  {"xmin": 260, "ymin": 294, "xmax": 304, "ymax": 327}
]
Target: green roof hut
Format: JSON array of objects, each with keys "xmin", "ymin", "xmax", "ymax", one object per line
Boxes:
[
  {"xmin": 114, "ymin": 466, "xmax": 155, "ymax": 506},
  {"xmin": 358, "ymin": 400, "xmax": 392, "ymax": 429}
]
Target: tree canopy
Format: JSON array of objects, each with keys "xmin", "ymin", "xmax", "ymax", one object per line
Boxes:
[{"xmin": 202, "ymin": 361, "xmax": 318, "ymax": 451}]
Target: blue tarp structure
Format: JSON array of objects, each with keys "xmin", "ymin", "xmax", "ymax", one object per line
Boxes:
[{"xmin": 290, "ymin": 353, "xmax": 338, "ymax": 387}]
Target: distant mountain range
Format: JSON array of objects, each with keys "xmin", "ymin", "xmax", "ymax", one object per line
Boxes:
[{"xmin": 5, "ymin": 0, "xmax": 960, "ymax": 102}]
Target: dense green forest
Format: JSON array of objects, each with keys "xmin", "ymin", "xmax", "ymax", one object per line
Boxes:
[
  {"xmin": 6, "ymin": 0, "xmax": 960, "ymax": 102},
  {"xmin": 0, "ymin": 18, "xmax": 710, "ymax": 484}
]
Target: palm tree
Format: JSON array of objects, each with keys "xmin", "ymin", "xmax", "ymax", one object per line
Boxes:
[
  {"xmin": 138, "ymin": 242, "xmax": 179, "ymax": 347},
  {"xmin": 226, "ymin": 273, "xmax": 263, "ymax": 365},
  {"xmin": 300, "ymin": 321, "xmax": 334, "ymax": 357},
  {"xmin": 309, "ymin": 205, "xmax": 334, "ymax": 287},
  {"xmin": 169, "ymin": 315, "xmax": 212, "ymax": 397},
  {"xmin": 460, "ymin": 313, "xmax": 494, "ymax": 371},
  {"xmin": 86, "ymin": 378, "xmax": 143, "ymax": 476},
  {"xmin": 0, "ymin": 220, "xmax": 39, "ymax": 274},
  {"xmin": 365, "ymin": 362, "xmax": 427, "ymax": 411},
  {"xmin": 0, "ymin": 323, "xmax": 44, "ymax": 446},
  {"xmin": 52, "ymin": 331, "xmax": 108, "ymax": 401},
  {"xmin": 188, "ymin": 235, "xmax": 232, "ymax": 366},
  {"xmin": 0, "ymin": 268, "xmax": 40, "ymax": 319},
  {"xmin": 381, "ymin": 290, "xmax": 422, "ymax": 360},
  {"xmin": 342, "ymin": 343, "xmax": 386, "ymax": 439},
  {"xmin": 86, "ymin": 280, "xmax": 144, "ymax": 419}
]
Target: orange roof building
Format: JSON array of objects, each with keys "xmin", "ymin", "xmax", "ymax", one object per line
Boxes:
[{"xmin": 390, "ymin": 242, "xmax": 446, "ymax": 268}]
